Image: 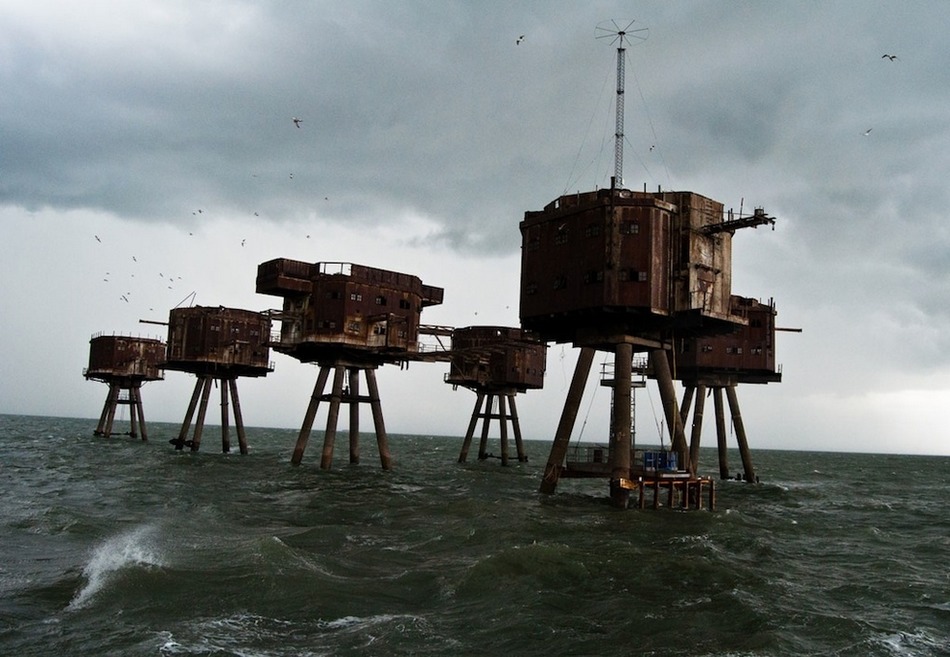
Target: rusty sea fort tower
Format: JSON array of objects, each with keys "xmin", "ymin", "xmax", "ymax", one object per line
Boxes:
[{"xmin": 522, "ymin": 21, "xmax": 783, "ymax": 509}]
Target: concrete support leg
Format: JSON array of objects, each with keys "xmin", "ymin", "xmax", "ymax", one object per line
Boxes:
[
  {"xmin": 103, "ymin": 383, "xmax": 120, "ymax": 438},
  {"xmin": 688, "ymin": 384, "xmax": 707, "ymax": 477},
  {"xmin": 509, "ymin": 394, "xmax": 527, "ymax": 462},
  {"xmin": 132, "ymin": 385, "xmax": 148, "ymax": 442},
  {"xmin": 609, "ymin": 342, "xmax": 633, "ymax": 509},
  {"xmin": 458, "ymin": 392, "xmax": 485, "ymax": 463},
  {"xmin": 175, "ymin": 377, "xmax": 205, "ymax": 450},
  {"xmin": 364, "ymin": 368, "xmax": 391, "ymax": 470},
  {"xmin": 650, "ymin": 349, "xmax": 689, "ymax": 471},
  {"xmin": 220, "ymin": 378, "xmax": 231, "ymax": 454},
  {"xmin": 540, "ymin": 347, "xmax": 595, "ymax": 495},
  {"xmin": 190, "ymin": 376, "xmax": 213, "ymax": 452},
  {"xmin": 291, "ymin": 366, "xmax": 331, "ymax": 465},
  {"xmin": 128, "ymin": 387, "xmax": 139, "ymax": 439},
  {"xmin": 680, "ymin": 385, "xmax": 695, "ymax": 427},
  {"xmin": 477, "ymin": 395, "xmax": 493, "ymax": 460},
  {"xmin": 229, "ymin": 378, "xmax": 248, "ymax": 455},
  {"xmin": 320, "ymin": 366, "xmax": 347, "ymax": 470},
  {"xmin": 726, "ymin": 385, "xmax": 756, "ymax": 483},
  {"xmin": 348, "ymin": 368, "xmax": 360, "ymax": 464},
  {"xmin": 714, "ymin": 387, "xmax": 729, "ymax": 479},
  {"xmin": 498, "ymin": 394, "xmax": 510, "ymax": 466}
]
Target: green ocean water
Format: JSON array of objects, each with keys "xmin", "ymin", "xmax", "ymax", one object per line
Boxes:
[{"xmin": 1, "ymin": 414, "xmax": 947, "ymax": 656}]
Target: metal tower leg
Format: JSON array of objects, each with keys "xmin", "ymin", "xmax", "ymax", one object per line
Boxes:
[
  {"xmin": 540, "ymin": 347, "xmax": 595, "ymax": 495},
  {"xmin": 291, "ymin": 366, "xmax": 331, "ymax": 465}
]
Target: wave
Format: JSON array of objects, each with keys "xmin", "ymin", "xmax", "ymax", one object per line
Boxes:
[{"xmin": 68, "ymin": 523, "xmax": 166, "ymax": 610}]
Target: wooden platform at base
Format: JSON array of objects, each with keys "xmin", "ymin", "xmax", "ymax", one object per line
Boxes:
[{"xmin": 616, "ymin": 473, "xmax": 716, "ymax": 511}]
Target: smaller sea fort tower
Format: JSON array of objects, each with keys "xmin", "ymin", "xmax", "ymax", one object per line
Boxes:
[
  {"xmin": 162, "ymin": 305, "xmax": 274, "ymax": 454},
  {"xmin": 445, "ymin": 325, "xmax": 546, "ymax": 465},
  {"xmin": 256, "ymin": 259, "xmax": 443, "ymax": 470},
  {"xmin": 84, "ymin": 333, "xmax": 166, "ymax": 440}
]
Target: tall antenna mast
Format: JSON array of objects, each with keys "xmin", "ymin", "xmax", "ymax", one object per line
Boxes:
[{"xmin": 596, "ymin": 20, "xmax": 648, "ymax": 189}]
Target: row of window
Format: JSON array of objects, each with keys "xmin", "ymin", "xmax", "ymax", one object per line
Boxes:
[
  {"xmin": 324, "ymin": 291, "xmax": 413, "ymax": 310},
  {"xmin": 523, "ymin": 269, "xmax": 649, "ymax": 294},
  {"xmin": 694, "ymin": 345, "xmax": 766, "ymax": 355},
  {"xmin": 525, "ymin": 221, "xmax": 642, "ymax": 249}
]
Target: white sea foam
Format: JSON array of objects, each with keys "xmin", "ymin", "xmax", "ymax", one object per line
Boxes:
[{"xmin": 68, "ymin": 523, "xmax": 165, "ymax": 610}]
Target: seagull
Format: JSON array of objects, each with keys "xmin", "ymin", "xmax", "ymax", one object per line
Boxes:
[
  {"xmin": 241, "ymin": 239, "xmax": 246, "ymax": 247},
  {"xmin": 881, "ymin": 54, "xmax": 898, "ymax": 61},
  {"xmin": 292, "ymin": 117, "xmax": 302, "ymax": 128},
  {"xmin": 516, "ymin": 35, "xmax": 525, "ymax": 45},
  {"xmin": 863, "ymin": 128, "xmax": 872, "ymax": 136},
  {"xmin": 289, "ymin": 173, "xmax": 294, "ymax": 179},
  {"xmin": 94, "ymin": 235, "xmax": 101, "ymax": 243},
  {"xmin": 253, "ymin": 212, "xmax": 259, "ymax": 217},
  {"xmin": 132, "ymin": 256, "xmax": 137, "ymax": 262}
]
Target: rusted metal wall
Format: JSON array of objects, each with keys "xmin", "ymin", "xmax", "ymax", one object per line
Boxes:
[
  {"xmin": 85, "ymin": 335, "xmax": 165, "ymax": 381},
  {"xmin": 519, "ymin": 188, "xmax": 674, "ymax": 342},
  {"xmin": 164, "ymin": 306, "xmax": 272, "ymax": 376},
  {"xmin": 445, "ymin": 326, "xmax": 546, "ymax": 391},
  {"xmin": 257, "ymin": 259, "xmax": 444, "ymax": 363},
  {"xmin": 520, "ymin": 187, "xmax": 748, "ymax": 345},
  {"xmin": 674, "ymin": 296, "xmax": 780, "ymax": 382},
  {"xmin": 660, "ymin": 191, "xmax": 732, "ymax": 321}
]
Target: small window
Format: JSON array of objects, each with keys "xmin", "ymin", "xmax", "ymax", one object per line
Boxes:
[
  {"xmin": 349, "ymin": 293, "xmax": 362, "ymax": 302},
  {"xmin": 399, "ymin": 299, "xmax": 411, "ymax": 310},
  {"xmin": 553, "ymin": 275, "xmax": 567, "ymax": 290},
  {"xmin": 584, "ymin": 223, "xmax": 601, "ymax": 238},
  {"xmin": 375, "ymin": 295, "xmax": 387, "ymax": 306},
  {"xmin": 620, "ymin": 221, "xmax": 640, "ymax": 235},
  {"xmin": 525, "ymin": 282, "xmax": 538, "ymax": 295}
]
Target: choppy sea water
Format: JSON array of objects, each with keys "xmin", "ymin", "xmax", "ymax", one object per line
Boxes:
[{"xmin": 0, "ymin": 413, "xmax": 947, "ymax": 656}]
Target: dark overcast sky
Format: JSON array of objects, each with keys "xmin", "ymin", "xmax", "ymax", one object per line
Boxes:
[{"xmin": 2, "ymin": 1, "xmax": 949, "ymax": 456}]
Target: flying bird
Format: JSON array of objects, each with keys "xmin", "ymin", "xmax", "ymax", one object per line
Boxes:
[
  {"xmin": 292, "ymin": 117, "xmax": 302, "ymax": 128},
  {"xmin": 863, "ymin": 128, "xmax": 872, "ymax": 136},
  {"xmin": 241, "ymin": 239, "xmax": 246, "ymax": 247},
  {"xmin": 94, "ymin": 235, "xmax": 101, "ymax": 243},
  {"xmin": 881, "ymin": 54, "xmax": 898, "ymax": 61},
  {"xmin": 516, "ymin": 35, "xmax": 525, "ymax": 45}
]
